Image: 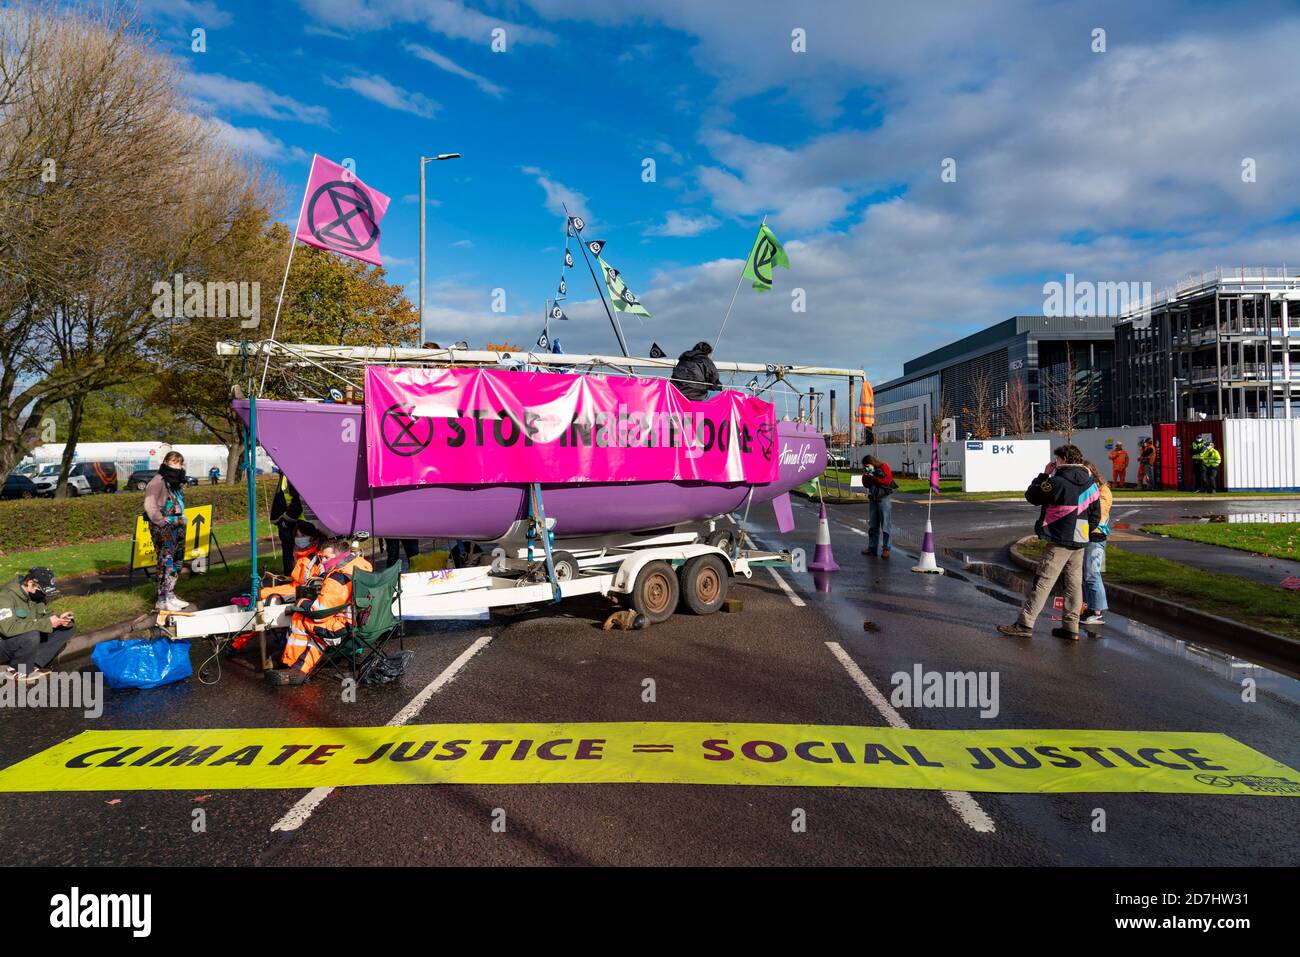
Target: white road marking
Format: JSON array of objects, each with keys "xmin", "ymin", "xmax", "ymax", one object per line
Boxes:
[
  {"xmin": 741, "ymin": 530, "xmax": 806, "ymax": 607},
  {"xmin": 824, "ymin": 640, "xmax": 996, "ymax": 834},
  {"xmin": 271, "ymin": 635, "xmax": 493, "ymax": 833}
]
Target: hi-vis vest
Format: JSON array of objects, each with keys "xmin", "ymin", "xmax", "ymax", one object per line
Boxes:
[
  {"xmin": 306, "ymin": 553, "xmax": 372, "ymax": 634},
  {"xmin": 261, "ymin": 547, "xmax": 322, "ymax": 601}
]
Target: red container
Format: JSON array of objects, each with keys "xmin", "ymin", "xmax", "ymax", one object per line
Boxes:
[{"xmin": 1154, "ymin": 421, "xmax": 1224, "ymax": 490}]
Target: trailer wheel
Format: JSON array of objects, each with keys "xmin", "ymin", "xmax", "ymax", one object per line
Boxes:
[
  {"xmin": 630, "ymin": 560, "xmax": 678, "ymax": 624},
  {"xmin": 680, "ymin": 554, "xmax": 729, "ymax": 615},
  {"xmin": 549, "ymin": 550, "xmax": 580, "ymax": 583},
  {"xmin": 705, "ymin": 528, "xmax": 736, "ymax": 554}
]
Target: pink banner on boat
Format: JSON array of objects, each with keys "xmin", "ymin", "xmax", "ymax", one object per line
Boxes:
[{"xmin": 364, "ymin": 366, "xmax": 780, "ymax": 487}]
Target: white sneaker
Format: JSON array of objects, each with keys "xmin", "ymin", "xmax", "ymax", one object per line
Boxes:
[{"xmin": 164, "ymin": 596, "xmax": 189, "ymax": 612}]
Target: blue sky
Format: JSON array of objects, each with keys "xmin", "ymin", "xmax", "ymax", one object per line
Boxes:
[{"xmin": 137, "ymin": 0, "xmax": 1300, "ymax": 387}]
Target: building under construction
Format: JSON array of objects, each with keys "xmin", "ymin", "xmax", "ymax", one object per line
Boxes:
[{"xmin": 1114, "ymin": 267, "xmax": 1300, "ymax": 423}]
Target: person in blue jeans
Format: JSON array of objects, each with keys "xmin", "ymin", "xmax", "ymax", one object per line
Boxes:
[
  {"xmin": 1081, "ymin": 461, "xmax": 1112, "ymax": 626},
  {"xmin": 860, "ymin": 455, "xmax": 896, "ymax": 558}
]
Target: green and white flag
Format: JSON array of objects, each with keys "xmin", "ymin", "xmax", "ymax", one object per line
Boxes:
[
  {"xmin": 741, "ymin": 222, "xmax": 790, "ymax": 291},
  {"xmin": 598, "ymin": 256, "xmax": 651, "ymax": 317}
]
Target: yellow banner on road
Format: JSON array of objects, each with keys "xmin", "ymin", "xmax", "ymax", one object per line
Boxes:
[
  {"xmin": 1, "ymin": 724, "xmax": 1296, "ymax": 795},
  {"xmin": 130, "ymin": 505, "xmax": 213, "ymax": 569}
]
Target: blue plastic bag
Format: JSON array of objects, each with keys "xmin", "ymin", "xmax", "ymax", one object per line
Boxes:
[{"xmin": 92, "ymin": 638, "xmax": 192, "ymax": 690}]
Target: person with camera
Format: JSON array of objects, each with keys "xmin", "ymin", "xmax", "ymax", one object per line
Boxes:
[{"xmin": 860, "ymin": 455, "xmax": 898, "ymax": 559}]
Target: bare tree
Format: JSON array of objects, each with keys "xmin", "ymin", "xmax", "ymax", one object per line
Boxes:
[
  {"xmin": 962, "ymin": 370, "xmax": 994, "ymax": 439},
  {"xmin": 1004, "ymin": 376, "xmax": 1031, "ymax": 437},
  {"xmin": 1041, "ymin": 345, "xmax": 1099, "ymax": 444}
]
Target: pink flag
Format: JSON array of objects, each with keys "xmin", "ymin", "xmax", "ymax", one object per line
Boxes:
[
  {"xmin": 929, "ymin": 431, "xmax": 940, "ymax": 495},
  {"xmin": 293, "ymin": 155, "xmax": 391, "ymax": 267}
]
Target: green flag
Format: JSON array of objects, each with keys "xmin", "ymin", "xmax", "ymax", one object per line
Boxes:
[
  {"xmin": 741, "ymin": 222, "xmax": 789, "ymax": 291},
  {"xmin": 598, "ymin": 256, "xmax": 651, "ymax": 317}
]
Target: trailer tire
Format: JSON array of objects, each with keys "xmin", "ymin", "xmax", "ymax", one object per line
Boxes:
[
  {"xmin": 679, "ymin": 554, "xmax": 729, "ymax": 615},
  {"xmin": 705, "ymin": 528, "xmax": 736, "ymax": 554},
  {"xmin": 549, "ymin": 550, "xmax": 580, "ymax": 583},
  {"xmin": 630, "ymin": 560, "xmax": 678, "ymax": 624}
]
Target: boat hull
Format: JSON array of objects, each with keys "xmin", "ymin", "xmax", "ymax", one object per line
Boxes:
[{"xmin": 234, "ymin": 399, "xmax": 825, "ymax": 540}]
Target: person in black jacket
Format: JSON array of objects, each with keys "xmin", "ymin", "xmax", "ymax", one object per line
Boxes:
[
  {"xmin": 997, "ymin": 444, "xmax": 1100, "ymax": 641},
  {"xmin": 270, "ymin": 474, "xmax": 304, "ymax": 576},
  {"xmin": 672, "ymin": 341, "xmax": 722, "ymax": 401}
]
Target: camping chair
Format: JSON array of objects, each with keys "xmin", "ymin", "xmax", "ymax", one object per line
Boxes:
[{"xmin": 317, "ymin": 562, "xmax": 405, "ymax": 682}]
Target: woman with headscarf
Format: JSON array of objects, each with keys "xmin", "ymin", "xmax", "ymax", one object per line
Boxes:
[{"xmin": 143, "ymin": 451, "xmax": 189, "ymax": 612}]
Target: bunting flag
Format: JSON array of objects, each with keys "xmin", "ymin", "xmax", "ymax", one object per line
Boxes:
[
  {"xmin": 564, "ymin": 248, "xmax": 574, "ymax": 269},
  {"xmin": 741, "ymin": 222, "xmax": 790, "ymax": 292},
  {"xmin": 549, "ymin": 303, "xmax": 569, "ymax": 321},
  {"xmin": 537, "ymin": 331, "xmax": 549, "ymax": 349},
  {"xmin": 294, "ymin": 154, "xmax": 391, "ymax": 267},
  {"xmin": 648, "ymin": 342, "xmax": 666, "ymax": 359},
  {"xmin": 598, "ymin": 256, "xmax": 651, "ymax": 317},
  {"xmin": 557, "ymin": 276, "xmax": 567, "ymax": 298},
  {"xmin": 586, "ymin": 239, "xmax": 606, "ymax": 257},
  {"xmin": 930, "ymin": 432, "xmax": 941, "ymax": 495},
  {"xmin": 567, "ymin": 215, "xmax": 585, "ymax": 235}
]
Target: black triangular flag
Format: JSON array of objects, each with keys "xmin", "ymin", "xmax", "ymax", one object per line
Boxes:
[
  {"xmin": 537, "ymin": 331, "xmax": 549, "ymax": 349},
  {"xmin": 649, "ymin": 342, "xmax": 666, "ymax": 359},
  {"xmin": 564, "ymin": 249, "xmax": 574, "ymax": 268},
  {"xmin": 557, "ymin": 276, "xmax": 567, "ymax": 296},
  {"xmin": 550, "ymin": 304, "xmax": 568, "ymax": 321},
  {"xmin": 586, "ymin": 239, "xmax": 606, "ymax": 257},
  {"xmin": 567, "ymin": 215, "xmax": 585, "ymax": 233}
]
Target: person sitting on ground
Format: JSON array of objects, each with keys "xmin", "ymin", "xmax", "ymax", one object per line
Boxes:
[
  {"xmin": 998, "ymin": 444, "xmax": 1100, "ymax": 641},
  {"xmin": 143, "ymin": 451, "xmax": 189, "ymax": 612},
  {"xmin": 671, "ymin": 341, "xmax": 722, "ymax": 401},
  {"xmin": 266, "ymin": 537, "xmax": 372, "ymax": 686},
  {"xmin": 0, "ymin": 567, "xmax": 73, "ymax": 683},
  {"xmin": 1079, "ymin": 462, "xmax": 1112, "ymax": 627},
  {"xmin": 859, "ymin": 455, "xmax": 897, "ymax": 559}
]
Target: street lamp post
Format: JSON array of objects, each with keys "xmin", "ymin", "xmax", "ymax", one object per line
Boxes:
[{"xmin": 419, "ymin": 152, "xmax": 461, "ymax": 343}]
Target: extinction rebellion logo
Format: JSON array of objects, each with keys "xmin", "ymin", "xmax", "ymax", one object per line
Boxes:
[
  {"xmin": 306, "ymin": 179, "xmax": 380, "ymax": 255},
  {"xmin": 380, "ymin": 405, "xmax": 434, "ymax": 457}
]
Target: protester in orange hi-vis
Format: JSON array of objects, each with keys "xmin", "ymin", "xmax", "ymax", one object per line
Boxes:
[
  {"xmin": 266, "ymin": 537, "xmax": 371, "ymax": 686},
  {"xmin": 1108, "ymin": 442, "xmax": 1129, "ymax": 488}
]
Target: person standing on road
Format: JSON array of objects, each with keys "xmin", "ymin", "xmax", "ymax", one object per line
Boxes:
[
  {"xmin": 143, "ymin": 452, "xmax": 189, "ymax": 612},
  {"xmin": 1189, "ymin": 435, "xmax": 1208, "ymax": 492},
  {"xmin": 1080, "ymin": 462, "xmax": 1112, "ymax": 627},
  {"xmin": 859, "ymin": 455, "xmax": 897, "ymax": 559},
  {"xmin": 1138, "ymin": 438, "xmax": 1156, "ymax": 490},
  {"xmin": 998, "ymin": 444, "xmax": 1100, "ymax": 641},
  {"xmin": 270, "ymin": 474, "xmax": 304, "ymax": 576},
  {"xmin": 384, "ymin": 537, "xmax": 421, "ymax": 572},
  {"xmin": 1108, "ymin": 442, "xmax": 1129, "ymax": 488},
  {"xmin": 1198, "ymin": 438, "xmax": 1221, "ymax": 493},
  {"xmin": 0, "ymin": 567, "xmax": 74, "ymax": 682}
]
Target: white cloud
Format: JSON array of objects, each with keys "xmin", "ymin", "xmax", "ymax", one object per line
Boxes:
[
  {"xmin": 646, "ymin": 210, "xmax": 720, "ymax": 237},
  {"xmin": 403, "ymin": 41, "xmax": 505, "ymax": 98},
  {"xmin": 298, "ymin": 0, "xmax": 556, "ymax": 45},
  {"xmin": 520, "ymin": 166, "xmax": 592, "ymax": 224},
  {"xmin": 327, "ymin": 72, "xmax": 438, "ymax": 118},
  {"xmin": 202, "ymin": 117, "xmax": 310, "ymax": 163},
  {"xmin": 184, "ymin": 72, "xmax": 331, "ymax": 126}
]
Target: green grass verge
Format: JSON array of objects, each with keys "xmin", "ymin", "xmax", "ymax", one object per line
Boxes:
[
  {"xmin": 1140, "ymin": 522, "xmax": 1300, "ymax": 562},
  {"xmin": 1020, "ymin": 539, "xmax": 1300, "ymax": 639},
  {"xmin": 53, "ymin": 559, "xmax": 258, "ymax": 634},
  {"xmin": 0, "ymin": 517, "xmax": 273, "ymax": 582}
]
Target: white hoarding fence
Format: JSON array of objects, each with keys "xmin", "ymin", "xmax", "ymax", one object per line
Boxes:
[{"xmin": 962, "ymin": 440, "xmax": 1051, "ymax": 493}]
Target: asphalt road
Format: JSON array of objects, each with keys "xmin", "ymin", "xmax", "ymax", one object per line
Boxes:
[{"xmin": 1, "ymin": 495, "xmax": 1297, "ymax": 866}]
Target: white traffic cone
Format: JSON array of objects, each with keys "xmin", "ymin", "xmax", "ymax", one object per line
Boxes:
[
  {"xmin": 808, "ymin": 502, "xmax": 840, "ymax": 572},
  {"xmin": 911, "ymin": 517, "xmax": 944, "ymax": 574}
]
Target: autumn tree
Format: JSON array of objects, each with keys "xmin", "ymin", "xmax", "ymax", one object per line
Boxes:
[
  {"xmin": 0, "ymin": 3, "xmax": 251, "ymax": 481},
  {"xmin": 961, "ymin": 370, "xmax": 994, "ymax": 439},
  {"xmin": 154, "ymin": 219, "xmax": 420, "ymax": 480}
]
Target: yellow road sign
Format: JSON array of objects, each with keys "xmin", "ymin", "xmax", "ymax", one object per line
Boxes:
[{"xmin": 130, "ymin": 505, "xmax": 213, "ymax": 570}]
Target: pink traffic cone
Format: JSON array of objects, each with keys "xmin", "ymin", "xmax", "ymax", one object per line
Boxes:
[{"xmin": 808, "ymin": 503, "xmax": 840, "ymax": 572}]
